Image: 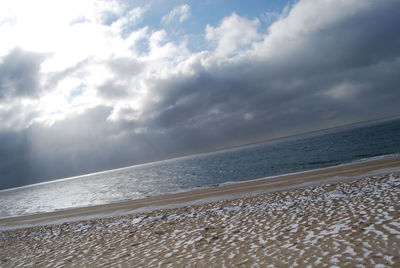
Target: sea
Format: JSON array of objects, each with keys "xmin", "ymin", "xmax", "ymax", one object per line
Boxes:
[{"xmin": 1, "ymin": 117, "xmax": 400, "ymax": 219}]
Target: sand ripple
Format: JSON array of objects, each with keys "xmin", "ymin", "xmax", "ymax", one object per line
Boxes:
[{"xmin": 1, "ymin": 173, "xmax": 400, "ymax": 267}]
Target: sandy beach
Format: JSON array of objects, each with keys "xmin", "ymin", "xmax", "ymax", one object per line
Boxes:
[{"xmin": 1, "ymin": 156, "xmax": 400, "ymax": 266}]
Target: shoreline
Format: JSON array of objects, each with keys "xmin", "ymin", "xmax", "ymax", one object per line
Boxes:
[
  {"xmin": 1, "ymin": 155, "xmax": 400, "ymax": 230},
  {"xmin": 2, "ymin": 164, "xmax": 400, "ymax": 266}
]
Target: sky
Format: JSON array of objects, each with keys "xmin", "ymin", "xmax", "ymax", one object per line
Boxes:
[{"xmin": 0, "ymin": 0, "xmax": 400, "ymax": 189}]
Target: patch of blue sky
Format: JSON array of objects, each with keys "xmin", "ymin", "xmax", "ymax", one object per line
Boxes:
[
  {"xmin": 67, "ymin": 84, "xmax": 85, "ymax": 102},
  {"xmin": 123, "ymin": 0, "xmax": 292, "ymax": 52}
]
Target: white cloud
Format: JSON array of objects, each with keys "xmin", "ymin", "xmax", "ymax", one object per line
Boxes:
[
  {"xmin": 205, "ymin": 13, "xmax": 261, "ymax": 56},
  {"xmin": 1, "ymin": 0, "xmax": 400, "ymax": 188},
  {"xmin": 0, "ymin": 0, "xmax": 157, "ymax": 128},
  {"xmin": 111, "ymin": 5, "xmax": 149, "ymax": 35},
  {"xmin": 0, "ymin": 0, "xmax": 129, "ymax": 69},
  {"xmin": 0, "ymin": 0, "xmax": 399, "ymax": 141},
  {"xmin": 161, "ymin": 4, "xmax": 191, "ymax": 25},
  {"xmin": 251, "ymin": 0, "xmax": 373, "ymax": 59}
]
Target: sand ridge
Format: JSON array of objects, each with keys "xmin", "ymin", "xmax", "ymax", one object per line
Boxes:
[{"xmin": 1, "ymin": 172, "xmax": 400, "ymax": 267}]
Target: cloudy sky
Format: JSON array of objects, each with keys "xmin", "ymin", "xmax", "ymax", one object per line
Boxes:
[{"xmin": 1, "ymin": 0, "xmax": 400, "ymax": 189}]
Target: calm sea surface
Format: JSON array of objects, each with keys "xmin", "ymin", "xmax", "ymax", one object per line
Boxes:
[{"xmin": 1, "ymin": 118, "xmax": 400, "ymax": 218}]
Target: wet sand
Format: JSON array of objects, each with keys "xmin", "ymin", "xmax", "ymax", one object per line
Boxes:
[
  {"xmin": 1, "ymin": 155, "xmax": 400, "ymax": 229},
  {"xmin": 1, "ymin": 156, "xmax": 400, "ymax": 266}
]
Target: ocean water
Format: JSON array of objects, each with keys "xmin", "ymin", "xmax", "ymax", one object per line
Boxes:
[{"xmin": 1, "ymin": 118, "xmax": 400, "ymax": 218}]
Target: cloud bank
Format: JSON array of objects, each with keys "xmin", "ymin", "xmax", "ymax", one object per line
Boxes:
[{"xmin": 0, "ymin": 0, "xmax": 400, "ymax": 188}]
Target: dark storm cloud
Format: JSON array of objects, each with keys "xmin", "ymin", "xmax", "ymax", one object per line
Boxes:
[
  {"xmin": 1, "ymin": 105, "xmax": 176, "ymax": 189},
  {"xmin": 0, "ymin": 48, "xmax": 46, "ymax": 131},
  {"xmin": 0, "ymin": 131, "xmax": 31, "ymax": 189},
  {"xmin": 97, "ymin": 57, "xmax": 145, "ymax": 99},
  {"xmin": 1, "ymin": 106, "xmax": 135, "ymax": 188},
  {"xmin": 134, "ymin": 0, "xmax": 400, "ymax": 147},
  {"xmin": 1, "ymin": 0, "xmax": 400, "ymax": 189},
  {"xmin": 0, "ymin": 48, "xmax": 45, "ymax": 100}
]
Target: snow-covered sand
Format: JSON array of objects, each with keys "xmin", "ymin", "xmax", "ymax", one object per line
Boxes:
[{"xmin": 1, "ymin": 171, "xmax": 400, "ymax": 267}]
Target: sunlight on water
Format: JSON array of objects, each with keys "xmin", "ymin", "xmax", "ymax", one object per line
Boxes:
[{"xmin": 1, "ymin": 118, "xmax": 400, "ymax": 218}]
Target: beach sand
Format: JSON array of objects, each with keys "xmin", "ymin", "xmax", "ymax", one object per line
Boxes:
[{"xmin": 1, "ymin": 156, "xmax": 400, "ymax": 266}]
